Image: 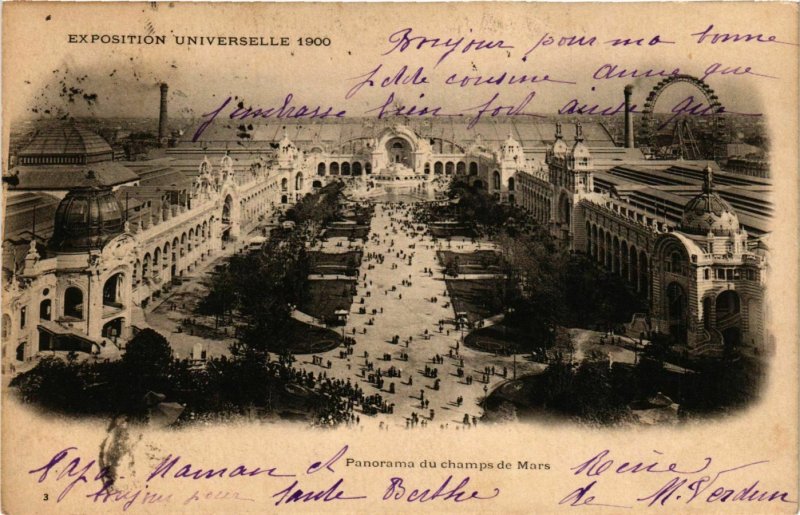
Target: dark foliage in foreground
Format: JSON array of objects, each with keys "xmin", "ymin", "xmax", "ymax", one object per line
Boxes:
[
  {"xmin": 487, "ymin": 348, "xmax": 763, "ymax": 425},
  {"xmin": 10, "ymin": 330, "xmax": 340, "ymax": 423}
]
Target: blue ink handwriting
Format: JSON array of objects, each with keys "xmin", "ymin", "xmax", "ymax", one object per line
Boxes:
[
  {"xmin": 560, "ymin": 449, "xmax": 797, "ymax": 508},
  {"xmin": 383, "ymin": 475, "xmax": 500, "ymax": 503},
  {"xmin": 193, "ymin": 95, "xmax": 347, "ymax": 142},
  {"xmin": 383, "ymin": 27, "xmax": 514, "ymax": 67},
  {"xmin": 272, "ymin": 445, "xmax": 367, "ymax": 506}
]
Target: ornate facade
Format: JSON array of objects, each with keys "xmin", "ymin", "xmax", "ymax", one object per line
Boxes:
[
  {"xmin": 2, "ymin": 119, "xmax": 771, "ymax": 369},
  {"xmin": 514, "ymin": 123, "xmax": 769, "ymax": 354},
  {"xmin": 305, "ymin": 123, "xmax": 538, "ymax": 202},
  {"xmin": 2, "ymin": 127, "xmax": 305, "ymax": 365}
]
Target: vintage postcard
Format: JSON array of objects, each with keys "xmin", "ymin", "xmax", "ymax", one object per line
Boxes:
[{"xmin": 1, "ymin": 2, "xmax": 798, "ymax": 513}]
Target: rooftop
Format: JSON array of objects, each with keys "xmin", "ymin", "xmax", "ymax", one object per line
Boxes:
[
  {"xmin": 9, "ymin": 162, "xmax": 139, "ymax": 190},
  {"xmin": 18, "ymin": 121, "xmax": 113, "ymax": 161},
  {"xmin": 186, "ymin": 119, "xmax": 618, "ymax": 149}
]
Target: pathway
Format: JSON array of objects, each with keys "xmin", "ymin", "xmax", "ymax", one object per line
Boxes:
[{"xmin": 307, "ymin": 202, "xmax": 541, "ymax": 429}]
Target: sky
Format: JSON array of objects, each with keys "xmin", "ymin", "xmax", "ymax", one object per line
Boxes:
[{"xmin": 4, "ymin": 3, "xmax": 794, "ymax": 125}]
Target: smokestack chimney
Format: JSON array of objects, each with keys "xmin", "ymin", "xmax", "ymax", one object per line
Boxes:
[
  {"xmin": 158, "ymin": 83, "xmax": 169, "ymax": 147},
  {"xmin": 624, "ymin": 85, "xmax": 634, "ymax": 149}
]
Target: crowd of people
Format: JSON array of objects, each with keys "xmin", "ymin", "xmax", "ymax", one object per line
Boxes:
[{"xmin": 295, "ymin": 199, "xmax": 521, "ymax": 429}]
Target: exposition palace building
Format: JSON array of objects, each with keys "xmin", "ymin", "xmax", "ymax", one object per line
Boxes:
[{"xmin": 2, "ymin": 88, "xmax": 771, "ymax": 368}]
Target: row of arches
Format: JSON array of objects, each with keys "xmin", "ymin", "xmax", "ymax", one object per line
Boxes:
[
  {"xmin": 535, "ymin": 193, "xmax": 552, "ymax": 223},
  {"xmin": 428, "ymin": 161, "xmax": 479, "ymax": 176},
  {"xmin": 317, "ymin": 162, "xmax": 373, "ymax": 176},
  {"xmin": 58, "ymin": 271, "xmax": 125, "ymax": 320},
  {"xmin": 667, "ymin": 283, "xmax": 745, "ymax": 347},
  {"xmin": 240, "ymin": 182, "xmax": 274, "ymax": 223},
  {"xmin": 36, "ymin": 284, "xmax": 124, "ymax": 351},
  {"xmin": 42, "ymin": 282, "xmax": 124, "ymax": 351},
  {"xmin": 133, "ymin": 215, "xmax": 218, "ymax": 293},
  {"xmin": 517, "ymin": 183, "xmax": 552, "ymax": 223},
  {"xmin": 15, "ymin": 271, "xmax": 127, "ymax": 355},
  {"xmin": 281, "ymin": 172, "xmax": 306, "ymax": 192},
  {"xmin": 7, "ymin": 171, "xmax": 285, "ymax": 360},
  {"xmin": 587, "ymin": 221, "xmax": 650, "ymax": 297},
  {"xmin": 2, "ymin": 278, "xmax": 121, "ymax": 356},
  {"xmin": 316, "ymin": 159, "xmax": 485, "ymax": 177},
  {"xmin": 489, "ymin": 171, "xmax": 515, "ymax": 191}
]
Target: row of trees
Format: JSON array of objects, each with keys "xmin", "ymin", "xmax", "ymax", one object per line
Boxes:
[
  {"xmin": 496, "ymin": 223, "xmax": 644, "ymax": 348},
  {"xmin": 284, "ymin": 182, "xmax": 344, "ymax": 232},
  {"xmin": 200, "ymin": 186, "xmax": 348, "ymax": 354},
  {"xmin": 13, "ymin": 329, "xmax": 175, "ymax": 417},
  {"xmin": 11, "ymin": 328, "xmax": 333, "ymax": 422},
  {"xmin": 443, "ymin": 180, "xmax": 760, "ymax": 423},
  {"xmin": 491, "ymin": 342, "xmax": 761, "ymax": 426},
  {"xmin": 11, "ymin": 184, "xmax": 358, "ymax": 422},
  {"xmin": 444, "ymin": 180, "xmax": 540, "ymax": 237},
  {"xmin": 443, "ymin": 180, "xmax": 645, "ymax": 350}
]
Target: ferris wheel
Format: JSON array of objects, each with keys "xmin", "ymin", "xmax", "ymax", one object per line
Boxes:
[{"xmin": 638, "ymin": 74, "xmax": 728, "ymax": 161}]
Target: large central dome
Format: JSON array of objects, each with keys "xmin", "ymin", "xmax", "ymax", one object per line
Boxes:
[
  {"xmin": 48, "ymin": 171, "xmax": 125, "ymax": 252},
  {"xmin": 680, "ymin": 165, "xmax": 740, "ymax": 236}
]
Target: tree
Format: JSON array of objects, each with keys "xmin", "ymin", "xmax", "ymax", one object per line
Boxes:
[
  {"xmin": 123, "ymin": 329, "xmax": 172, "ymax": 375},
  {"xmin": 10, "ymin": 356, "xmax": 85, "ymax": 412},
  {"xmin": 505, "ymin": 286, "xmax": 561, "ymax": 351},
  {"xmin": 116, "ymin": 328, "xmax": 174, "ymax": 414},
  {"xmin": 560, "ymin": 254, "xmax": 646, "ymax": 329},
  {"xmin": 500, "ymin": 227, "xmax": 566, "ymax": 349},
  {"xmin": 532, "ymin": 356, "xmax": 633, "ymax": 425},
  {"xmin": 199, "ymin": 268, "xmax": 237, "ymax": 325},
  {"xmin": 680, "ymin": 356, "xmax": 763, "ymax": 415}
]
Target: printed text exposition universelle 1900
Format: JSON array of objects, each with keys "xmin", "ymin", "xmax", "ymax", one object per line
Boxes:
[{"xmin": 67, "ymin": 34, "xmax": 293, "ymax": 46}]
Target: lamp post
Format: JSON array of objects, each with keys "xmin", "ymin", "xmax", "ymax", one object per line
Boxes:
[
  {"xmin": 513, "ymin": 353, "xmax": 517, "ymax": 380},
  {"xmin": 457, "ymin": 313, "xmax": 466, "ymax": 345}
]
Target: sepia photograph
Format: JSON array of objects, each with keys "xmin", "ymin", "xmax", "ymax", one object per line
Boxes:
[{"xmin": 1, "ymin": 2, "xmax": 797, "ymax": 513}]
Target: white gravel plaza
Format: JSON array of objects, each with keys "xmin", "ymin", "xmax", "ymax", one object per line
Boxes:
[{"xmin": 304, "ymin": 196, "xmax": 543, "ymax": 429}]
